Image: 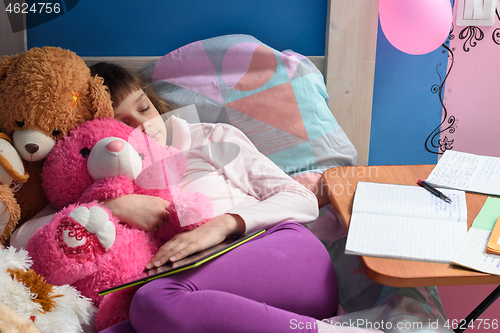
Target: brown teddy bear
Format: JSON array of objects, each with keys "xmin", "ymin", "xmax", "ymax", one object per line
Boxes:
[{"xmin": 0, "ymin": 46, "xmax": 114, "ymax": 244}]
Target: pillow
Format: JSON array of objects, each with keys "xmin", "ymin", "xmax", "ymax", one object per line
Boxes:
[{"xmin": 141, "ymin": 34, "xmax": 356, "ymax": 176}]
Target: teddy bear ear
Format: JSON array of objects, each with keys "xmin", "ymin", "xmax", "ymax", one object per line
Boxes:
[
  {"xmin": 88, "ymin": 75, "xmax": 114, "ymax": 119},
  {"xmin": 0, "ymin": 53, "xmax": 23, "ymax": 83}
]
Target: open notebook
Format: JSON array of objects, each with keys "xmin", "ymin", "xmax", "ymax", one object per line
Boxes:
[
  {"xmin": 345, "ymin": 182, "xmax": 468, "ymax": 263},
  {"xmin": 99, "ymin": 228, "xmax": 266, "ymax": 296}
]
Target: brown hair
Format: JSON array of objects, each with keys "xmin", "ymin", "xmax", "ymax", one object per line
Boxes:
[{"xmin": 89, "ymin": 62, "xmax": 171, "ymax": 114}]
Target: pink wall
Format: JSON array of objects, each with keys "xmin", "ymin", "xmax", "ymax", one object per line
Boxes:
[
  {"xmin": 438, "ymin": 5, "xmax": 500, "ymax": 328},
  {"xmin": 442, "ymin": 7, "xmax": 500, "ymax": 157}
]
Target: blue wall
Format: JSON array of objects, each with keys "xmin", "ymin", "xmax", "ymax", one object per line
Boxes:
[
  {"xmin": 27, "ymin": 0, "xmax": 327, "ymax": 56},
  {"xmin": 25, "ymin": 0, "xmax": 447, "ymax": 166},
  {"xmin": 369, "ymin": 23, "xmax": 448, "ymax": 166}
]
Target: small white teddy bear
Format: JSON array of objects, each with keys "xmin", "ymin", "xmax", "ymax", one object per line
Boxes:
[{"xmin": 0, "ymin": 246, "xmax": 97, "ymax": 333}]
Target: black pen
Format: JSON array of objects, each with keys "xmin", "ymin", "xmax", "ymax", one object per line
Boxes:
[{"xmin": 417, "ymin": 179, "xmax": 452, "ymax": 203}]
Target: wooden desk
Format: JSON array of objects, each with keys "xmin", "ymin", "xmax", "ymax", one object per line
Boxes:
[{"xmin": 322, "ymin": 165, "xmax": 500, "ymax": 288}]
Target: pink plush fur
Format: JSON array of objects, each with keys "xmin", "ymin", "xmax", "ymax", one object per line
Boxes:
[{"xmin": 26, "ymin": 118, "xmax": 214, "ymax": 331}]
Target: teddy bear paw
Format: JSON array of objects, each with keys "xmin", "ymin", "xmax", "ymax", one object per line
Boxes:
[
  {"xmin": 58, "ymin": 206, "xmax": 116, "ymax": 254},
  {"xmin": 0, "ymin": 201, "xmax": 11, "ymax": 236},
  {"xmin": 0, "ymin": 201, "xmax": 9, "ymax": 223}
]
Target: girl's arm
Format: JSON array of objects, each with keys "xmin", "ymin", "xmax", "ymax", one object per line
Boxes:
[
  {"xmin": 9, "ymin": 194, "xmax": 171, "ymax": 248},
  {"xmin": 207, "ymin": 123, "xmax": 319, "ymax": 231},
  {"xmin": 102, "ymin": 194, "xmax": 170, "ymax": 232},
  {"xmin": 147, "ymin": 213, "xmax": 245, "ymax": 269},
  {"xmin": 148, "ymin": 123, "xmax": 318, "ymax": 268},
  {"xmin": 9, "ymin": 204, "xmax": 57, "ymax": 248}
]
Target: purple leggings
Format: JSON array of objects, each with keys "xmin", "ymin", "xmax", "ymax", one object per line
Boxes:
[{"xmin": 101, "ymin": 222, "xmax": 338, "ymax": 333}]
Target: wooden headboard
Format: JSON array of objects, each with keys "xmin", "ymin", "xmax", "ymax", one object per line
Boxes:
[
  {"xmin": 324, "ymin": 0, "xmax": 379, "ymax": 166},
  {"xmin": 1, "ymin": 0, "xmax": 379, "ymax": 165}
]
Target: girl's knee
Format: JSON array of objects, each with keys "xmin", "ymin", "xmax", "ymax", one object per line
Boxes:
[
  {"xmin": 132, "ymin": 278, "xmax": 187, "ymax": 309},
  {"xmin": 129, "ymin": 278, "xmax": 192, "ymax": 329}
]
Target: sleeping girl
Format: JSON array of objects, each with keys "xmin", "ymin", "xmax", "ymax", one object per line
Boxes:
[{"xmin": 12, "ymin": 60, "xmax": 381, "ymax": 333}]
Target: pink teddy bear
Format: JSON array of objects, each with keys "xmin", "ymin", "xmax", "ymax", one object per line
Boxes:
[{"xmin": 26, "ymin": 118, "xmax": 213, "ymax": 331}]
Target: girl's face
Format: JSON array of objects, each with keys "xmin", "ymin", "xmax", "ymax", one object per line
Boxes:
[{"xmin": 114, "ymin": 89, "xmax": 167, "ymax": 147}]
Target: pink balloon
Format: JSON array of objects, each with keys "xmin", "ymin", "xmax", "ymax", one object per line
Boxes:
[{"xmin": 379, "ymin": 0, "xmax": 453, "ymax": 55}]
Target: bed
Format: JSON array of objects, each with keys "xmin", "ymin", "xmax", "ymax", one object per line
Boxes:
[
  {"xmin": 81, "ymin": 35, "xmax": 452, "ymax": 333},
  {"xmin": 4, "ymin": 1, "xmax": 454, "ymax": 331}
]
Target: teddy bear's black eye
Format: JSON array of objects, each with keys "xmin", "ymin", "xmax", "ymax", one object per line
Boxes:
[
  {"xmin": 138, "ymin": 153, "xmax": 145, "ymax": 160},
  {"xmin": 52, "ymin": 129, "xmax": 62, "ymax": 137},
  {"xmin": 80, "ymin": 147, "xmax": 91, "ymax": 158},
  {"xmin": 15, "ymin": 120, "xmax": 24, "ymax": 128}
]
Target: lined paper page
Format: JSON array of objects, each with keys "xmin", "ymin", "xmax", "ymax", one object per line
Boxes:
[
  {"xmin": 426, "ymin": 150, "xmax": 500, "ymax": 196},
  {"xmin": 452, "ymin": 197, "xmax": 500, "ymax": 275},
  {"xmin": 345, "ymin": 182, "xmax": 468, "ymax": 263},
  {"xmin": 452, "ymin": 228, "xmax": 500, "ymax": 275}
]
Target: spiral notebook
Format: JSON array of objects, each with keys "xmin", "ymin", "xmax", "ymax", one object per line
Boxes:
[{"xmin": 99, "ymin": 228, "xmax": 266, "ymax": 296}]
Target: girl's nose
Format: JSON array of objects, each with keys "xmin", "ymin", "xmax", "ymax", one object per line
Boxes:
[
  {"xmin": 106, "ymin": 139, "xmax": 124, "ymax": 152},
  {"xmin": 140, "ymin": 122, "xmax": 151, "ymax": 134}
]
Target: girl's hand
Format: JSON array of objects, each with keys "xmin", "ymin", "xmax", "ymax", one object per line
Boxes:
[
  {"xmin": 146, "ymin": 213, "xmax": 245, "ymax": 269},
  {"xmin": 103, "ymin": 194, "xmax": 170, "ymax": 232}
]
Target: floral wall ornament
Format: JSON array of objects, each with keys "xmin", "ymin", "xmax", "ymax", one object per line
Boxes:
[
  {"xmin": 494, "ymin": 28, "xmax": 500, "ymax": 45},
  {"xmin": 459, "ymin": 26, "xmax": 485, "ymax": 52},
  {"xmin": 425, "ymin": 41, "xmax": 457, "ymax": 155},
  {"xmin": 493, "ymin": 9, "xmax": 500, "ymax": 45},
  {"xmin": 70, "ymin": 90, "xmax": 81, "ymax": 108},
  {"xmin": 438, "ymin": 136, "xmax": 454, "ymax": 151},
  {"xmin": 456, "ymin": 8, "xmax": 500, "ymax": 52},
  {"xmin": 427, "ymin": 2, "xmax": 500, "ymax": 158}
]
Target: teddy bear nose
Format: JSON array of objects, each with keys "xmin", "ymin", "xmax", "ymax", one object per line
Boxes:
[
  {"xmin": 106, "ymin": 140, "xmax": 124, "ymax": 153},
  {"xmin": 25, "ymin": 143, "xmax": 39, "ymax": 155}
]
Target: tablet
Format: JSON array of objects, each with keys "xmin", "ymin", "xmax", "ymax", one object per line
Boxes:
[{"xmin": 98, "ymin": 228, "xmax": 266, "ymax": 296}]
